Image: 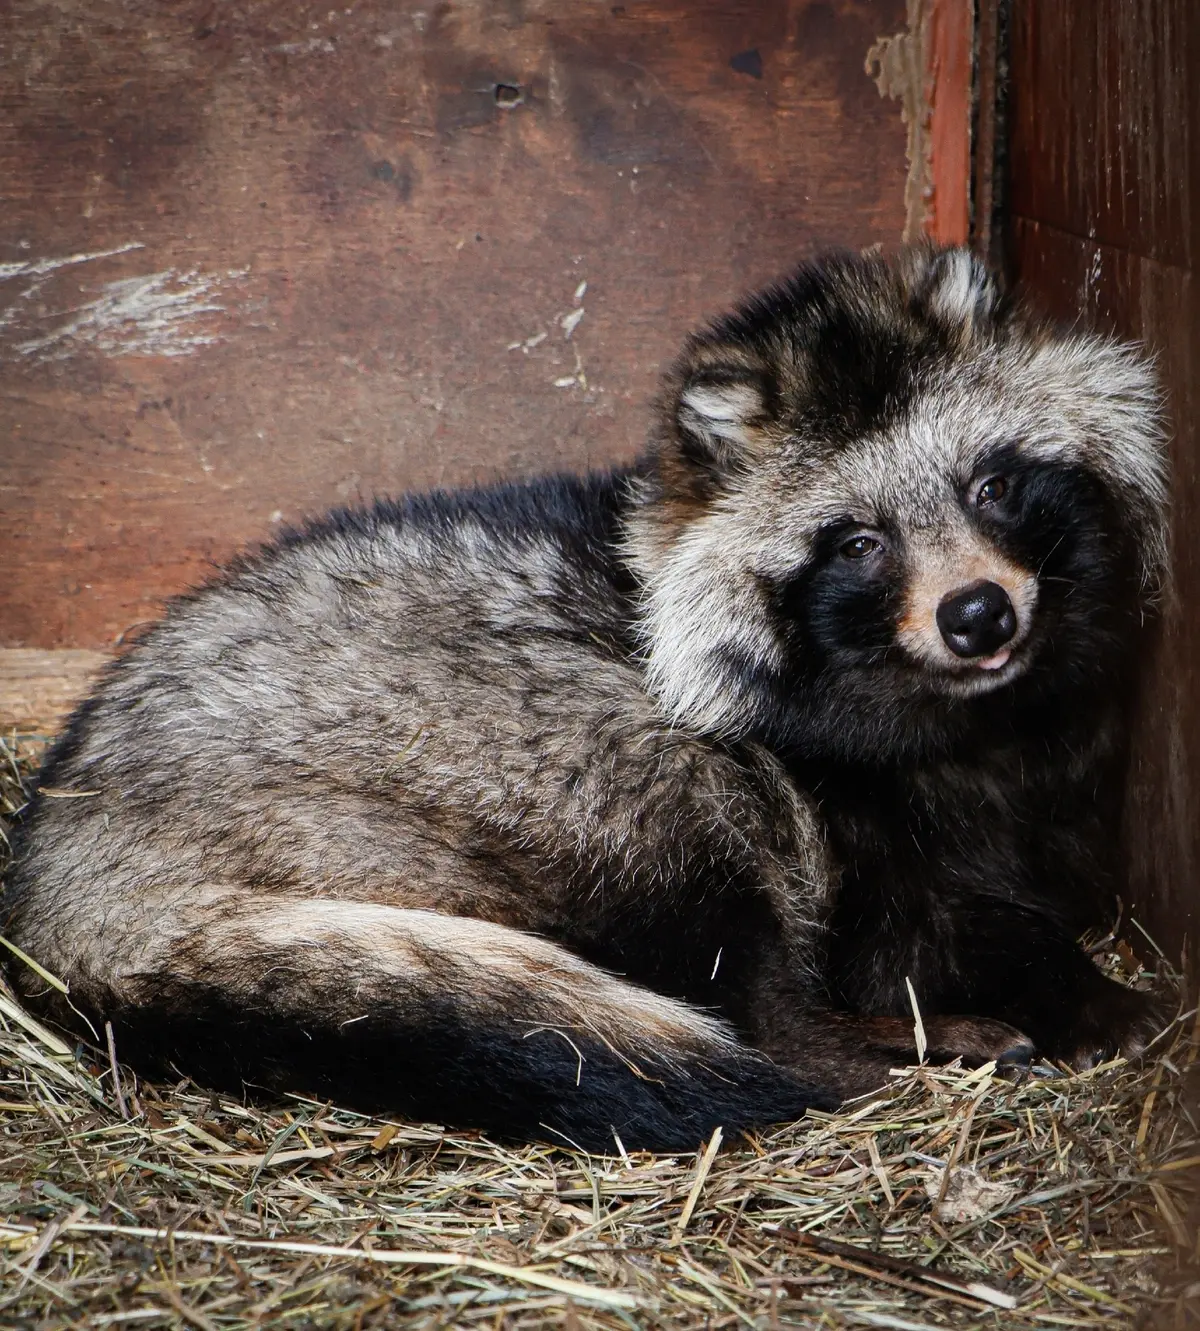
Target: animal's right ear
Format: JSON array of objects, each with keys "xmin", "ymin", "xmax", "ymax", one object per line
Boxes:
[{"xmin": 671, "ymin": 349, "xmax": 775, "ymax": 478}]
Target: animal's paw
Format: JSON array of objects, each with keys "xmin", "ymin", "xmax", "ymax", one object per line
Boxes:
[
  {"xmin": 919, "ymin": 1015, "xmax": 1035, "ymax": 1070},
  {"xmin": 812, "ymin": 1014, "xmax": 1035, "ymax": 1099}
]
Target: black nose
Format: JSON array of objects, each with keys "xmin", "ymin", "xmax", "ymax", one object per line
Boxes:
[{"xmin": 936, "ymin": 580, "xmax": 1017, "ymax": 658}]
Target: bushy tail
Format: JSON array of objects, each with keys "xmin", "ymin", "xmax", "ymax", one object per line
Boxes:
[{"xmin": 59, "ymin": 899, "xmax": 829, "ymax": 1150}]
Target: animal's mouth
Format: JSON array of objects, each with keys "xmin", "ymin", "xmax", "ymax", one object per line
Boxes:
[
  {"xmin": 974, "ymin": 647, "xmax": 1012, "ymax": 672},
  {"xmin": 934, "ymin": 636, "xmax": 1032, "ymax": 695}
]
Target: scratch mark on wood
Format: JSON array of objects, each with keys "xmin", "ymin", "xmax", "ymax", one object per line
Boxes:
[
  {"xmin": 15, "ymin": 268, "xmax": 246, "ymax": 361},
  {"xmin": 272, "ymin": 38, "xmax": 336, "ymax": 56},
  {"xmin": 0, "ymin": 242, "xmax": 145, "ymax": 283}
]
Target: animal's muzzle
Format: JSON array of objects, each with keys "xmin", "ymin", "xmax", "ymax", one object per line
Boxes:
[{"xmin": 936, "ymin": 580, "xmax": 1018, "ymax": 659}]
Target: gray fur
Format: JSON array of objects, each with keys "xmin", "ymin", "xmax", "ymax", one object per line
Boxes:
[{"xmin": 2, "ymin": 247, "xmax": 1169, "ymax": 1147}]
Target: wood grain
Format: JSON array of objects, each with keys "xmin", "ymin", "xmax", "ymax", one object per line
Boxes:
[
  {"xmin": 1009, "ymin": 0, "xmax": 1199, "ymax": 958},
  {"xmin": 925, "ymin": 0, "xmax": 971, "ymax": 243},
  {"xmin": 0, "ymin": 0, "xmax": 908, "ymax": 652},
  {"xmin": 0, "ymin": 650, "xmax": 109, "ymax": 736}
]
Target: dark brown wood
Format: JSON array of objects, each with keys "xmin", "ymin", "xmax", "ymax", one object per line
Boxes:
[
  {"xmin": 969, "ymin": 0, "xmax": 1008, "ymax": 271},
  {"xmin": 1008, "ymin": 0, "xmax": 1199, "ymax": 960},
  {"xmin": 0, "ymin": 0, "xmax": 908, "ymax": 655}
]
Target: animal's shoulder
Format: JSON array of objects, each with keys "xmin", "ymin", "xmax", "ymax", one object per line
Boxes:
[{"xmin": 28, "ymin": 468, "xmax": 649, "ymax": 797}]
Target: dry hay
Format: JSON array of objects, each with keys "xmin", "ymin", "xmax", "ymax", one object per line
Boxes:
[{"xmin": 1, "ymin": 733, "xmax": 1198, "ymax": 1330}]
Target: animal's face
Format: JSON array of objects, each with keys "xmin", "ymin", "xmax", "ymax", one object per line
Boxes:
[{"xmin": 627, "ymin": 249, "xmax": 1167, "ymax": 760}]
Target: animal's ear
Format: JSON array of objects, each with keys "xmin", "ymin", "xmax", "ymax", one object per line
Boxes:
[
  {"xmin": 916, "ymin": 247, "xmax": 1000, "ymax": 334},
  {"xmin": 670, "ymin": 349, "xmax": 776, "ymax": 477}
]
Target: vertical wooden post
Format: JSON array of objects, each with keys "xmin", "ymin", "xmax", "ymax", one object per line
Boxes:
[
  {"xmin": 926, "ymin": 0, "xmax": 973, "ymax": 244},
  {"xmin": 866, "ymin": 0, "xmax": 975, "ymax": 246}
]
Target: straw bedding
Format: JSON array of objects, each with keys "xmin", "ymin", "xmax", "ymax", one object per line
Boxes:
[{"xmin": 1, "ymin": 734, "xmax": 1197, "ymax": 1329}]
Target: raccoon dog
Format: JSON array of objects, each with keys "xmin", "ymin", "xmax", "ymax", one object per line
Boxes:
[{"xmin": 3, "ymin": 248, "xmax": 1168, "ymax": 1151}]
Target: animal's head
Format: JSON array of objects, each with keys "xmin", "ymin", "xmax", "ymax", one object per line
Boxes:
[{"xmin": 626, "ymin": 248, "xmax": 1168, "ymax": 762}]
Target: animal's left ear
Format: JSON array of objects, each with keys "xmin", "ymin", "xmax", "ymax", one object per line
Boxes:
[{"xmin": 668, "ymin": 344, "xmax": 776, "ymax": 478}]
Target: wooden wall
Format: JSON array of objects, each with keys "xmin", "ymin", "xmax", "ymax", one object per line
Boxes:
[
  {"xmin": 5, "ymin": 1, "xmax": 1191, "ymax": 978},
  {"xmin": 0, "ymin": 0, "xmax": 908, "ymax": 701},
  {"xmin": 1006, "ymin": 0, "xmax": 1199, "ymax": 964}
]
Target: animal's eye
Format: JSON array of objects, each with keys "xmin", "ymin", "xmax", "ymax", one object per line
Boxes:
[
  {"xmin": 840, "ymin": 535, "xmax": 882, "ymax": 560},
  {"xmin": 975, "ymin": 476, "xmax": 1008, "ymax": 506}
]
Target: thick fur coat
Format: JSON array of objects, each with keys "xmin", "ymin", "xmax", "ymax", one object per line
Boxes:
[{"xmin": 3, "ymin": 249, "xmax": 1168, "ymax": 1151}]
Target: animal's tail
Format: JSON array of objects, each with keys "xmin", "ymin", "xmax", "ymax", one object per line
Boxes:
[{"xmin": 56, "ymin": 899, "xmax": 830, "ymax": 1150}]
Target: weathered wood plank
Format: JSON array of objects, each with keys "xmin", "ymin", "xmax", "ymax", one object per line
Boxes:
[
  {"xmin": 0, "ymin": 650, "xmax": 109, "ymax": 735},
  {"xmin": 925, "ymin": 0, "xmax": 971, "ymax": 243},
  {"xmin": 1009, "ymin": 0, "xmax": 1199, "ymax": 957},
  {"xmin": 0, "ymin": 0, "xmax": 908, "ymax": 651}
]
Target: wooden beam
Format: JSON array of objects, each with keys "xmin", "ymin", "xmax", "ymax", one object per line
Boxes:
[
  {"xmin": 0, "ymin": 649, "xmax": 109, "ymax": 737},
  {"xmin": 926, "ymin": 0, "xmax": 973, "ymax": 244},
  {"xmin": 866, "ymin": 0, "xmax": 974, "ymax": 244}
]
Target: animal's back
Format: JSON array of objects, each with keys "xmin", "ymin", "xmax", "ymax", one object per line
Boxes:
[
  {"xmin": 4, "ymin": 468, "xmax": 836, "ymax": 1149},
  {"xmin": 11, "ymin": 468, "xmax": 692, "ymax": 954}
]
